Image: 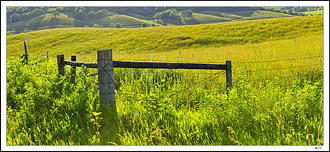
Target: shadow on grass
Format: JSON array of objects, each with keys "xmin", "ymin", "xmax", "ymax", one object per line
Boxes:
[{"xmin": 99, "ymin": 104, "xmax": 121, "ymax": 145}]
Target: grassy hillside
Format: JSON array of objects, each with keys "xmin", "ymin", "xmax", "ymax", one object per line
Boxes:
[
  {"xmin": 199, "ymin": 11, "xmax": 245, "ymax": 20},
  {"xmin": 246, "ymin": 10, "xmax": 293, "ymax": 19},
  {"xmin": 108, "ymin": 15, "xmax": 159, "ymax": 28},
  {"xmin": 184, "ymin": 13, "xmax": 231, "ymax": 24},
  {"xmin": 7, "ymin": 16, "xmax": 323, "ymax": 58},
  {"xmin": 198, "ymin": 10, "xmax": 294, "ymax": 21},
  {"xmin": 7, "ymin": 7, "xmax": 300, "ymax": 34},
  {"xmin": 6, "ymin": 15, "xmax": 324, "ymax": 146},
  {"xmin": 303, "ymin": 10, "xmax": 324, "ymax": 16},
  {"xmin": 7, "ymin": 13, "xmax": 75, "ymax": 32}
]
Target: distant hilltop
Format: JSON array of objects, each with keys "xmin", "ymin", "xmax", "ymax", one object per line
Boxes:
[{"xmin": 6, "ymin": 6, "xmax": 323, "ymax": 34}]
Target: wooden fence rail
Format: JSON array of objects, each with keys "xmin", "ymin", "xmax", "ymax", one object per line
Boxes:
[
  {"xmin": 57, "ymin": 48, "xmax": 232, "ymax": 107},
  {"xmin": 61, "ymin": 60, "xmax": 227, "ymax": 70}
]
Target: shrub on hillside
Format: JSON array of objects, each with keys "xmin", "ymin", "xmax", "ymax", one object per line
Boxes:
[{"xmin": 141, "ymin": 23, "xmax": 148, "ymax": 27}]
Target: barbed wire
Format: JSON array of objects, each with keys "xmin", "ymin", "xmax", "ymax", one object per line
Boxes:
[
  {"xmin": 234, "ymin": 56, "xmax": 323, "ymax": 64},
  {"xmin": 112, "ymin": 56, "xmax": 323, "ymax": 65},
  {"xmin": 168, "ymin": 71, "xmax": 226, "ymax": 98},
  {"xmin": 239, "ymin": 73, "xmax": 322, "ymax": 84},
  {"xmin": 176, "ymin": 91, "xmax": 198, "ymax": 109},
  {"xmin": 242, "ymin": 63, "xmax": 323, "ymax": 73},
  {"xmin": 41, "ymin": 53, "xmax": 323, "ymax": 65},
  {"xmin": 175, "ymin": 71, "xmax": 226, "ymax": 108}
]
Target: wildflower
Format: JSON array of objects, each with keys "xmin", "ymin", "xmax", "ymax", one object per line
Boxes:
[{"xmin": 306, "ymin": 134, "xmax": 313, "ymax": 139}]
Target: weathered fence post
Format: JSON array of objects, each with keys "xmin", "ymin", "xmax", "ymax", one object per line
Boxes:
[
  {"xmin": 71, "ymin": 55, "xmax": 76, "ymax": 83},
  {"xmin": 23, "ymin": 41, "xmax": 28, "ymax": 64},
  {"xmin": 57, "ymin": 54, "xmax": 65, "ymax": 76},
  {"xmin": 97, "ymin": 49, "xmax": 116, "ymax": 107},
  {"xmin": 226, "ymin": 60, "xmax": 232, "ymax": 89},
  {"xmin": 24, "ymin": 41, "xmax": 28, "ymax": 55}
]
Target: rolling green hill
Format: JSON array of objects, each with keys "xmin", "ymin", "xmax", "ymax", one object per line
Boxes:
[
  {"xmin": 108, "ymin": 15, "xmax": 160, "ymax": 28},
  {"xmin": 199, "ymin": 11, "xmax": 245, "ymax": 20},
  {"xmin": 303, "ymin": 10, "xmax": 324, "ymax": 16},
  {"xmin": 246, "ymin": 10, "xmax": 294, "ymax": 19},
  {"xmin": 184, "ymin": 13, "xmax": 231, "ymax": 25},
  {"xmin": 7, "ymin": 7, "xmax": 302, "ymax": 34},
  {"xmin": 7, "ymin": 13, "xmax": 75, "ymax": 33},
  {"xmin": 7, "ymin": 16, "xmax": 323, "ymax": 58},
  {"xmin": 198, "ymin": 10, "xmax": 294, "ymax": 21}
]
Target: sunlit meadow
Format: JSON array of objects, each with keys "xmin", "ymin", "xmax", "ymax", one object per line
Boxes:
[{"xmin": 6, "ymin": 16, "xmax": 323, "ymax": 145}]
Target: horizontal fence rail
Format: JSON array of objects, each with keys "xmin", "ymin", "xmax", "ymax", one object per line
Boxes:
[
  {"xmin": 113, "ymin": 61, "xmax": 227, "ymax": 70},
  {"xmin": 63, "ymin": 60, "xmax": 98, "ymax": 68},
  {"xmin": 62, "ymin": 60, "xmax": 227, "ymax": 70}
]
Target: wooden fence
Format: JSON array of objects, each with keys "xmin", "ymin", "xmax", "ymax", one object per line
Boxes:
[{"xmin": 57, "ymin": 49, "xmax": 232, "ymax": 107}]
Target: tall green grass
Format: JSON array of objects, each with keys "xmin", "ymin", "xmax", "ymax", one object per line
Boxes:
[{"xmin": 6, "ymin": 56, "xmax": 323, "ymax": 145}]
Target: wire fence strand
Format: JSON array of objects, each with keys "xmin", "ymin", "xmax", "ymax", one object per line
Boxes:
[
  {"xmin": 175, "ymin": 70, "xmax": 226, "ymax": 108},
  {"xmin": 168, "ymin": 71, "xmax": 226, "ymax": 98},
  {"xmin": 110, "ymin": 55, "xmax": 323, "ymax": 65},
  {"xmin": 204, "ymin": 56, "xmax": 323, "ymax": 64},
  {"xmin": 243, "ymin": 63, "xmax": 323, "ymax": 73}
]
